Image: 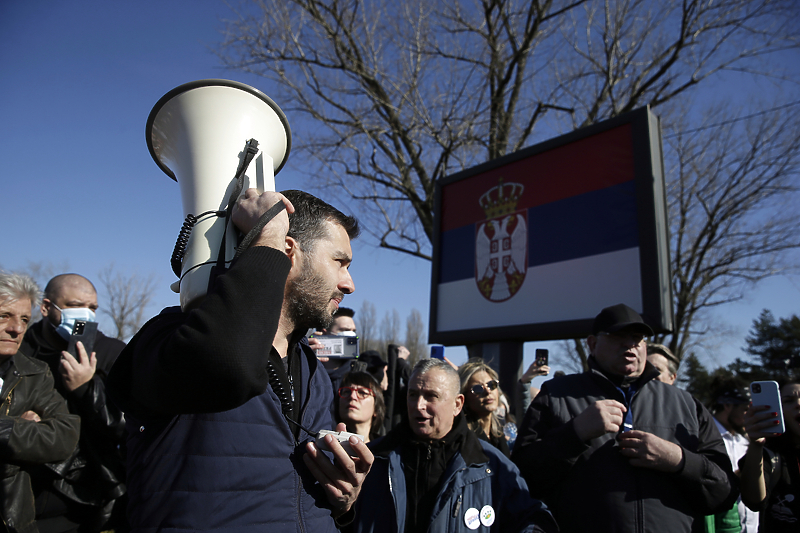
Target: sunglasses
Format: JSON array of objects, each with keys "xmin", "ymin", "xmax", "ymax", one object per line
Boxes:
[
  {"xmin": 470, "ymin": 380, "xmax": 499, "ymax": 396},
  {"xmin": 338, "ymin": 386, "xmax": 374, "ymax": 400}
]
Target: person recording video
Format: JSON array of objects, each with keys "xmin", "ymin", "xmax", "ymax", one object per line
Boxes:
[{"xmin": 108, "ymin": 189, "xmax": 373, "ymax": 533}]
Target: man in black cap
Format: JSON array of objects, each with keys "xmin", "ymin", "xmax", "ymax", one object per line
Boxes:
[{"xmin": 511, "ymin": 303, "xmax": 738, "ymax": 533}]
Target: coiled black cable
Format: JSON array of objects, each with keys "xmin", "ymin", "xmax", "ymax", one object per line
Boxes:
[{"xmin": 170, "ymin": 210, "xmax": 225, "ymax": 278}]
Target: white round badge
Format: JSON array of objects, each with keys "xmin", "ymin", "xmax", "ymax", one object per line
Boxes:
[
  {"xmin": 464, "ymin": 507, "xmax": 480, "ymax": 530},
  {"xmin": 480, "ymin": 505, "xmax": 496, "ymax": 527}
]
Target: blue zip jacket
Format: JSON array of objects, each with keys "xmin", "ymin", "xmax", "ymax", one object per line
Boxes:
[{"xmin": 350, "ymin": 422, "xmax": 557, "ymax": 533}]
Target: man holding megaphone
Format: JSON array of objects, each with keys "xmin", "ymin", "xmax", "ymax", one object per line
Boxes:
[{"xmin": 108, "ymin": 189, "xmax": 372, "ymax": 532}]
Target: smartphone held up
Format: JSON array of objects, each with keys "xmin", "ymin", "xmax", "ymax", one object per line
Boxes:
[{"xmin": 750, "ymin": 380, "xmax": 786, "ymax": 435}]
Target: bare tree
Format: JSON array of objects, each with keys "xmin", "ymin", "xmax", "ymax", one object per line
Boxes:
[
  {"xmin": 654, "ymin": 105, "xmax": 800, "ymax": 360},
  {"xmin": 358, "ymin": 300, "xmax": 377, "ymax": 351},
  {"xmin": 219, "ymin": 0, "xmax": 799, "ymax": 259},
  {"xmin": 404, "ymin": 308, "xmax": 427, "ymax": 365},
  {"xmin": 97, "ymin": 264, "xmax": 158, "ymax": 341},
  {"xmin": 379, "ymin": 308, "xmax": 402, "ymax": 347}
]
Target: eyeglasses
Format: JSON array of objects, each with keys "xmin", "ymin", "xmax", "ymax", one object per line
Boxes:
[
  {"xmin": 469, "ymin": 380, "xmax": 499, "ymax": 396},
  {"xmin": 598, "ymin": 332, "xmax": 646, "ymax": 345},
  {"xmin": 338, "ymin": 386, "xmax": 374, "ymax": 400}
]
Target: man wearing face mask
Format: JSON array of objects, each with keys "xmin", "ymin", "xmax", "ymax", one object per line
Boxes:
[{"xmin": 20, "ymin": 273, "xmax": 127, "ymax": 533}]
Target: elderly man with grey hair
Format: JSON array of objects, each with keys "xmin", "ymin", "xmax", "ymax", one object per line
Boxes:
[
  {"xmin": 349, "ymin": 358, "xmax": 557, "ymax": 533},
  {"xmin": 0, "ymin": 271, "xmax": 80, "ymax": 533}
]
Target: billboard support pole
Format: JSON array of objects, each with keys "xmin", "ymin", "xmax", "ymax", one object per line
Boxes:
[{"xmin": 467, "ymin": 342, "xmax": 524, "ymax": 423}]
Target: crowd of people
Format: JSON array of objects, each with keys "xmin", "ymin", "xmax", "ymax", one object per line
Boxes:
[{"xmin": 1, "ymin": 188, "xmax": 797, "ymax": 533}]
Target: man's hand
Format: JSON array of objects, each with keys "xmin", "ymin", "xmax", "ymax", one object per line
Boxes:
[
  {"xmin": 397, "ymin": 346, "xmax": 410, "ymax": 361},
  {"xmin": 20, "ymin": 410, "xmax": 41, "ymax": 422},
  {"xmin": 60, "ymin": 341, "xmax": 97, "ymax": 392},
  {"xmin": 232, "ymin": 189, "xmax": 294, "ymax": 250},
  {"xmin": 617, "ymin": 430, "xmax": 685, "ymax": 472},
  {"xmin": 573, "ymin": 399, "xmax": 627, "ymax": 442},
  {"xmin": 307, "ymin": 333, "xmax": 330, "ymax": 362},
  {"xmin": 303, "ymin": 422, "xmax": 373, "ymax": 516}
]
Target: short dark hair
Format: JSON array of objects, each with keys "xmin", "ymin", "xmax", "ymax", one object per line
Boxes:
[
  {"xmin": 44, "ymin": 273, "xmax": 96, "ymax": 301},
  {"xmin": 282, "ymin": 190, "xmax": 359, "ymax": 254},
  {"xmin": 333, "ymin": 307, "xmax": 355, "ymax": 319}
]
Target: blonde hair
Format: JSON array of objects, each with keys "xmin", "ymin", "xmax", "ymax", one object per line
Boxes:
[{"xmin": 458, "ymin": 358, "xmax": 504, "ymax": 439}]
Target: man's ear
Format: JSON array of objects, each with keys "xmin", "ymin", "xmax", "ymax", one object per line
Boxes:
[
  {"xmin": 284, "ymin": 236, "xmax": 301, "ymax": 268},
  {"xmin": 454, "ymin": 393, "xmax": 464, "ymax": 417},
  {"xmin": 586, "ymin": 335, "xmax": 597, "ymax": 354},
  {"xmin": 40, "ymin": 298, "xmax": 52, "ymax": 318}
]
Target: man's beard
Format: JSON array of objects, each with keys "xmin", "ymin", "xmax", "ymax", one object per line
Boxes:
[{"xmin": 285, "ymin": 262, "xmax": 342, "ymax": 331}]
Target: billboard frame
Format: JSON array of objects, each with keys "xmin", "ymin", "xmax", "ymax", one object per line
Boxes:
[{"xmin": 428, "ymin": 106, "xmax": 673, "ymax": 345}]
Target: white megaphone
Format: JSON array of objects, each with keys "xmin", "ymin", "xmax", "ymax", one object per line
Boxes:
[{"xmin": 146, "ymin": 79, "xmax": 291, "ymax": 311}]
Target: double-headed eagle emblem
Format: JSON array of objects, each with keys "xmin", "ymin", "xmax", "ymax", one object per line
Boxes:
[{"xmin": 475, "ymin": 179, "xmax": 528, "ymax": 302}]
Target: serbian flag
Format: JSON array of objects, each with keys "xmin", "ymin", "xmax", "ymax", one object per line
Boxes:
[{"xmin": 434, "ymin": 124, "xmax": 644, "ymax": 334}]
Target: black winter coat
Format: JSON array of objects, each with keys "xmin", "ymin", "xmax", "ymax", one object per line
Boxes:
[
  {"xmin": 512, "ymin": 359, "xmax": 738, "ymax": 533},
  {"xmin": 20, "ymin": 321, "xmax": 126, "ymax": 515}
]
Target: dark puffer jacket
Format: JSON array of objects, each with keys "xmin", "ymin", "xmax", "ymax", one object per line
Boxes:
[
  {"xmin": 0, "ymin": 351, "xmax": 80, "ymax": 533},
  {"xmin": 512, "ymin": 359, "xmax": 738, "ymax": 533},
  {"xmin": 108, "ymin": 247, "xmax": 342, "ymax": 533}
]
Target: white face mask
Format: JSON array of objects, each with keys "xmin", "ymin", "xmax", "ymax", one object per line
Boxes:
[{"xmin": 51, "ymin": 303, "xmax": 96, "ymax": 340}]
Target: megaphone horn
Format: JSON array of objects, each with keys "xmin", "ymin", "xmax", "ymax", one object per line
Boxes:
[{"xmin": 146, "ymin": 79, "xmax": 292, "ymax": 311}]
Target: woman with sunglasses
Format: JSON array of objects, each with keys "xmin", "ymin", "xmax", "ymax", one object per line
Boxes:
[
  {"xmin": 458, "ymin": 359, "xmax": 511, "ymax": 457},
  {"xmin": 336, "ymin": 371, "xmax": 386, "ymax": 443}
]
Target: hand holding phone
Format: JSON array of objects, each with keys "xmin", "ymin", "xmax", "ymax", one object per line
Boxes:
[
  {"xmin": 67, "ymin": 320, "xmax": 98, "ymax": 359},
  {"xmin": 746, "ymin": 381, "xmax": 785, "ymax": 438}
]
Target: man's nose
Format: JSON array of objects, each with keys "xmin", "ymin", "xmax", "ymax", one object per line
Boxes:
[
  {"xmin": 339, "ymin": 270, "xmax": 355, "ymax": 294},
  {"xmin": 6, "ymin": 318, "xmax": 25, "ymax": 335}
]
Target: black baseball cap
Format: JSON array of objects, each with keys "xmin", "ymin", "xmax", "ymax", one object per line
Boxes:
[{"xmin": 592, "ymin": 303, "xmax": 654, "ymax": 336}]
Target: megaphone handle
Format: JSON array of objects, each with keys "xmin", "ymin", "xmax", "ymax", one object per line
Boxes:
[
  {"xmin": 234, "ymin": 201, "xmax": 287, "ymax": 259},
  {"xmin": 211, "ymin": 138, "xmax": 263, "ymax": 282}
]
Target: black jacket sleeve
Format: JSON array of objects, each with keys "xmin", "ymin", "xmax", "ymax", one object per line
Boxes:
[
  {"xmin": 672, "ymin": 398, "xmax": 740, "ymax": 514},
  {"xmin": 511, "ymin": 385, "xmax": 590, "ymax": 498},
  {"xmin": 108, "ymin": 246, "xmax": 291, "ymax": 418}
]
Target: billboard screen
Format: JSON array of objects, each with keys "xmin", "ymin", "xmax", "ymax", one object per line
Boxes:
[{"xmin": 429, "ymin": 107, "xmax": 672, "ymax": 345}]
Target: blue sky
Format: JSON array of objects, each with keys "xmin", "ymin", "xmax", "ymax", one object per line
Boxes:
[{"xmin": 2, "ymin": 1, "xmax": 799, "ymax": 386}]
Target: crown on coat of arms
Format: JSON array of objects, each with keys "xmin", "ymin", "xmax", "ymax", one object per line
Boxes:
[{"xmin": 479, "ymin": 179, "xmax": 524, "ymax": 219}]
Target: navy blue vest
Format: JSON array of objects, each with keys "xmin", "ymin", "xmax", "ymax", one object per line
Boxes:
[{"xmin": 124, "ymin": 344, "xmax": 339, "ymax": 533}]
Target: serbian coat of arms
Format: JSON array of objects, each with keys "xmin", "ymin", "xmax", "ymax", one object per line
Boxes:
[{"xmin": 475, "ymin": 179, "xmax": 528, "ymax": 302}]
